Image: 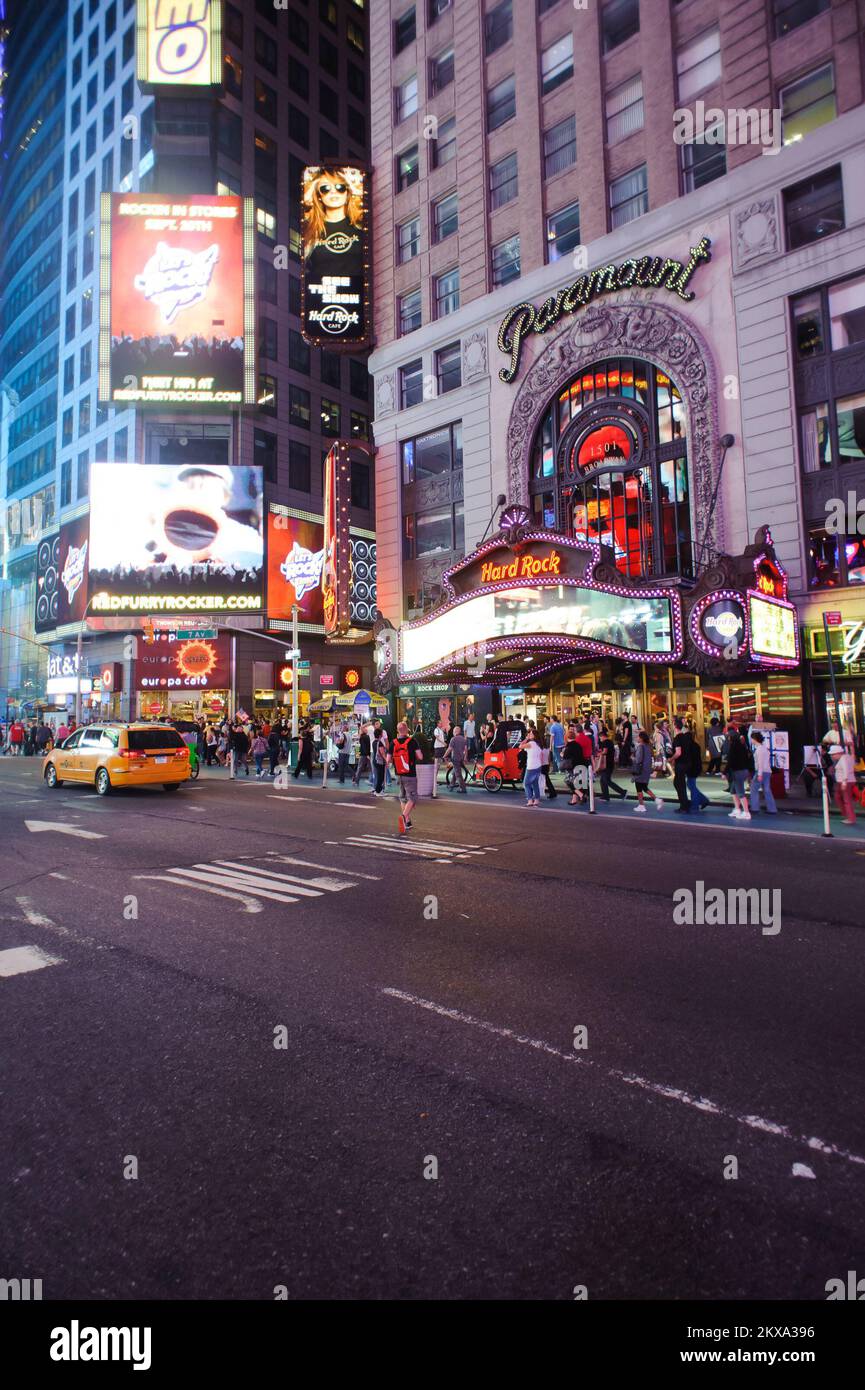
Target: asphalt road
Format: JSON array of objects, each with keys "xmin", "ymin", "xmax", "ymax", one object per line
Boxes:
[{"xmin": 1, "ymin": 756, "xmax": 863, "ymax": 1301}]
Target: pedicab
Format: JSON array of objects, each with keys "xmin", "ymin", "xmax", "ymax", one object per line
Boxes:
[{"xmin": 445, "ymin": 718, "xmax": 526, "ymax": 792}]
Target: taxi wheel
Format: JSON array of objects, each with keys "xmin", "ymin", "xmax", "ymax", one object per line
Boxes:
[
  {"xmin": 482, "ymin": 767, "xmax": 503, "ymax": 793},
  {"xmin": 163, "ymin": 783, "xmax": 181, "ymax": 792},
  {"xmin": 95, "ymin": 768, "xmax": 111, "ymax": 796},
  {"xmin": 45, "ymin": 764, "xmax": 62, "ymax": 789}
]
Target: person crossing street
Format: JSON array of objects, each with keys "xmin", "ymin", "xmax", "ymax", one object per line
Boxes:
[{"xmin": 392, "ymin": 720, "xmax": 423, "ymax": 833}]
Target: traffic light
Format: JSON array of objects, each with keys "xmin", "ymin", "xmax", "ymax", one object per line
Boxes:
[{"xmin": 142, "ymin": 618, "xmax": 155, "ymax": 645}]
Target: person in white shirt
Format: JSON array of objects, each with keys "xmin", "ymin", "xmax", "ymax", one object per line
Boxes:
[
  {"xmin": 520, "ymin": 730, "xmax": 544, "ymax": 806},
  {"xmin": 748, "ymin": 731, "xmax": 778, "ymax": 814},
  {"xmin": 830, "ymin": 745, "xmax": 858, "ymax": 825},
  {"xmin": 432, "ymin": 720, "xmax": 447, "ymax": 798}
]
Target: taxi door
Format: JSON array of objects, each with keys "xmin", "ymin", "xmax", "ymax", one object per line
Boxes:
[
  {"xmin": 54, "ymin": 728, "xmax": 84, "ymax": 780},
  {"xmin": 77, "ymin": 727, "xmax": 105, "ymax": 781}
]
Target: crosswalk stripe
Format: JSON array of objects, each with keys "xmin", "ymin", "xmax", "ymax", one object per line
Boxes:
[
  {"xmin": 342, "ymin": 836, "xmax": 451, "ymax": 861},
  {"xmin": 170, "ymin": 866, "xmax": 305, "ymax": 902},
  {"xmin": 135, "ymin": 873, "xmax": 264, "ymax": 912},
  {"xmin": 212, "ymin": 860, "xmax": 355, "ymax": 893},
  {"xmin": 344, "ymin": 833, "xmax": 487, "ymax": 858},
  {"xmin": 0, "ymin": 944, "xmax": 65, "ymax": 977},
  {"xmin": 351, "ymin": 832, "xmax": 486, "ymax": 853},
  {"xmin": 265, "ymin": 853, "xmax": 381, "ymax": 882}
]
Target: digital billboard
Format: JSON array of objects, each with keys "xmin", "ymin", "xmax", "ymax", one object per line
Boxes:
[
  {"xmin": 35, "ymin": 533, "xmax": 61, "ymax": 633},
  {"xmin": 134, "ymin": 632, "xmax": 232, "ymax": 690},
  {"xmin": 401, "ymin": 586, "xmax": 676, "ymax": 677},
  {"xmin": 57, "ymin": 515, "xmax": 91, "ymax": 626},
  {"xmin": 88, "ymin": 463, "xmax": 263, "ymax": 615},
  {"xmin": 136, "ymin": 0, "xmax": 223, "ymax": 89},
  {"xmin": 267, "ymin": 509, "xmax": 326, "ymax": 626},
  {"xmin": 99, "ymin": 193, "xmax": 254, "ymax": 407},
  {"xmin": 748, "ymin": 594, "xmax": 798, "ymax": 663},
  {"xmin": 267, "ymin": 506, "xmax": 376, "ymax": 630},
  {"xmin": 301, "ymin": 166, "xmax": 370, "ymax": 349}
]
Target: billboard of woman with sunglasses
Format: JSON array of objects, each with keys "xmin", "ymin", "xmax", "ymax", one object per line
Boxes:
[{"xmin": 301, "ymin": 166, "xmax": 370, "ymax": 348}]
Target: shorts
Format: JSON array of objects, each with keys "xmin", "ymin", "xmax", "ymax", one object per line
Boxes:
[
  {"xmin": 634, "ymin": 780, "xmax": 649, "ymax": 793},
  {"xmin": 730, "ymin": 769, "xmax": 748, "ymax": 797},
  {"xmin": 398, "ymin": 775, "xmax": 418, "ymax": 801}
]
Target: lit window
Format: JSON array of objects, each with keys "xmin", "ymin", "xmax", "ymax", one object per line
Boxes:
[
  {"xmin": 546, "ymin": 200, "xmax": 580, "ymax": 262},
  {"xmin": 541, "ymin": 33, "xmax": 574, "ymax": 95},
  {"xmin": 676, "ymin": 27, "xmax": 720, "ymax": 102},
  {"xmin": 397, "ymin": 144, "xmax": 420, "ymax": 191},
  {"xmin": 780, "ymin": 64, "xmax": 836, "ymax": 146}
]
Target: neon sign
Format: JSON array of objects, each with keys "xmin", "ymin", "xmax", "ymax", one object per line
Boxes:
[
  {"xmin": 279, "ymin": 541, "xmax": 325, "ymax": 602},
  {"xmin": 480, "ymin": 551, "xmax": 563, "ymax": 584},
  {"xmin": 137, "ymin": 0, "xmax": 223, "ymax": 89}
]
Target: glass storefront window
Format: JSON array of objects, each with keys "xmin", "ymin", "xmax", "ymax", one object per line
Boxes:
[
  {"xmin": 414, "ymin": 427, "xmax": 453, "ymax": 478},
  {"xmin": 415, "ymin": 509, "xmax": 453, "ymax": 556},
  {"xmin": 799, "ymin": 402, "xmax": 831, "ymax": 471},
  {"xmin": 836, "ymin": 392, "xmax": 865, "ymax": 464},
  {"xmin": 845, "ymin": 538, "xmax": 865, "ymax": 584},
  {"xmin": 792, "ymin": 291, "xmax": 824, "ymax": 358},
  {"xmin": 829, "ymin": 274, "xmax": 865, "ymax": 351},
  {"xmin": 807, "ymin": 527, "xmax": 840, "ymax": 587}
]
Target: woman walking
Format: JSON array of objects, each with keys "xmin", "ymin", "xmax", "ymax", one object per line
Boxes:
[
  {"xmin": 632, "ymin": 730, "xmax": 663, "ymax": 812},
  {"xmin": 724, "ymin": 724, "xmax": 752, "ymax": 821},
  {"xmin": 560, "ymin": 727, "xmax": 587, "ymax": 805}
]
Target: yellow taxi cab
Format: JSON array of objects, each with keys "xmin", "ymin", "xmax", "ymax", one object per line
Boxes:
[{"xmin": 44, "ymin": 722, "xmax": 191, "ymax": 796}]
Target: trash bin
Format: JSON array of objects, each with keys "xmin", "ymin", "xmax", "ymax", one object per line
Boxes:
[
  {"xmin": 416, "ymin": 762, "xmax": 436, "ymax": 798},
  {"xmin": 770, "ymin": 767, "xmax": 786, "ymax": 800}
]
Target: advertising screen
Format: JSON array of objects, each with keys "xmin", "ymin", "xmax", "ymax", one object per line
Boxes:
[
  {"xmin": 267, "ymin": 510, "xmax": 326, "ymax": 626},
  {"xmin": 57, "ymin": 515, "xmax": 91, "ymax": 626},
  {"xmin": 137, "ymin": 0, "xmax": 223, "ymax": 89},
  {"xmin": 134, "ymin": 632, "xmax": 232, "ymax": 690},
  {"xmin": 401, "ymin": 586, "xmax": 675, "ymax": 676},
  {"xmin": 100, "ymin": 193, "xmax": 254, "ymax": 406},
  {"xmin": 35, "ymin": 532, "xmax": 61, "ymax": 633},
  {"xmin": 301, "ymin": 166, "xmax": 370, "ymax": 348},
  {"xmin": 748, "ymin": 594, "xmax": 798, "ymax": 662},
  {"xmin": 88, "ymin": 463, "xmax": 263, "ymax": 614}
]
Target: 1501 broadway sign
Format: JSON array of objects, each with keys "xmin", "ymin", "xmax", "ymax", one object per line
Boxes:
[
  {"xmin": 496, "ymin": 236, "xmax": 712, "ymax": 383},
  {"xmin": 99, "ymin": 193, "xmax": 255, "ymax": 406}
]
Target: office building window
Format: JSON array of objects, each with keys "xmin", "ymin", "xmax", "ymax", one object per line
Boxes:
[
  {"xmin": 350, "ymin": 360, "xmax": 370, "ymax": 401},
  {"xmin": 224, "ymin": 52, "xmax": 243, "ymax": 96},
  {"xmin": 829, "ymin": 274, "xmax": 865, "ymax": 352},
  {"xmin": 255, "ymin": 27, "xmax": 277, "ymax": 70},
  {"xmin": 66, "ymin": 305, "xmax": 76, "ymax": 342},
  {"xmin": 249, "ymin": 429, "xmax": 275, "ymax": 485},
  {"xmin": 258, "ymin": 374, "xmax": 277, "ymax": 414},
  {"xmin": 320, "ymin": 351, "xmax": 341, "ymax": 389},
  {"xmin": 780, "ymin": 64, "xmax": 836, "ymax": 146},
  {"xmin": 63, "ymin": 408, "xmax": 74, "ymax": 445},
  {"xmin": 400, "ymin": 359, "xmax": 424, "ymax": 408},
  {"xmin": 433, "ymin": 191, "xmax": 458, "ymax": 243},
  {"xmin": 319, "ymin": 80, "xmax": 339, "ymax": 124},
  {"xmin": 432, "ymin": 116, "xmax": 456, "ymax": 168},
  {"xmin": 77, "ymin": 452, "xmax": 90, "ymax": 498},
  {"xmin": 681, "ymin": 122, "xmax": 726, "ymax": 191},
  {"xmin": 288, "ymin": 276, "xmax": 301, "ymax": 316},
  {"xmin": 773, "ymin": 0, "xmax": 829, "ymax": 40},
  {"xmin": 485, "ymin": 0, "xmax": 513, "ymax": 55},
  {"xmin": 288, "ymin": 57, "xmax": 309, "ymax": 100},
  {"xmin": 436, "ymin": 342, "xmax": 462, "ymax": 394},
  {"xmin": 397, "ymin": 145, "xmax": 420, "ymax": 190},
  {"xmin": 289, "ymin": 330, "xmax": 310, "ymax": 374},
  {"xmin": 67, "ymin": 246, "xmax": 77, "ymax": 292},
  {"xmin": 487, "ymin": 75, "xmax": 516, "ymax": 130},
  {"xmin": 429, "ymin": 0, "xmax": 452, "ymax": 19},
  {"xmin": 256, "ymin": 203, "xmax": 276, "ymax": 240},
  {"xmin": 347, "ymin": 21, "xmax": 364, "ymax": 54},
  {"xmin": 114, "ymin": 427, "xmax": 128, "ymax": 462},
  {"xmin": 610, "ymin": 164, "xmax": 648, "ymax": 227},
  {"xmin": 541, "ymin": 33, "xmax": 574, "ymax": 95},
  {"xmin": 544, "ymin": 115, "xmax": 576, "ymax": 179},
  {"xmin": 255, "ymin": 131, "xmax": 276, "ymax": 187},
  {"xmin": 676, "ymin": 27, "xmax": 720, "ymax": 102},
  {"xmin": 399, "ymin": 288, "xmax": 423, "ymax": 335},
  {"xmin": 259, "ymin": 259, "xmax": 277, "ymax": 304},
  {"xmin": 350, "ymin": 412, "xmax": 370, "ymax": 441},
  {"xmin": 395, "ymin": 74, "xmax": 419, "ymax": 123},
  {"xmin": 259, "ymin": 317, "xmax": 278, "ymax": 362},
  {"xmin": 492, "ymin": 234, "xmax": 520, "ymax": 287},
  {"xmin": 546, "ymin": 200, "xmax": 580, "ymax": 262},
  {"xmin": 435, "ymin": 268, "xmax": 460, "ymax": 318},
  {"xmin": 289, "ymin": 384, "xmax": 310, "ymax": 428},
  {"xmin": 398, "ymin": 216, "xmax": 421, "ymax": 263},
  {"xmin": 79, "ymin": 342, "xmax": 92, "ymax": 381},
  {"xmin": 64, "ymin": 356, "xmax": 75, "ymax": 395},
  {"xmin": 347, "ymin": 62, "xmax": 365, "ymax": 101},
  {"xmin": 321, "ymin": 399, "xmax": 340, "ymax": 436},
  {"xmin": 490, "ymin": 153, "xmax": 518, "ymax": 209},
  {"xmin": 289, "ymin": 105, "xmax": 309, "ymax": 146},
  {"xmin": 255, "ymin": 77, "xmax": 277, "ymax": 125},
  {"xmin": 289, "ymin": 440, "xmax": 311, "ymax": 492},
  {"xmin": 606, "ymin": 74, "xmax": 644, "ymax": 144},
  {"xmin": 783, "ymin": 165, "xmax": 844, "ymax": 250},
  {"xmin": 430, "ymin": 48, "xmax": 454, "ymax": 95},
  {"xmin": 82, "ymin": 289, "xmax": 93, "ymax": 329},
  {"xmin": 320, "ymin": 0, "xmax": 337, "ymax": 30},
  {"xmin": 602, "ymin": 0, "xmax": 639, "ymax": 53},
  {"xmin": 395, "ymin": 7, "xmax": 416, "ymax": 53},
  {"xmin": 351, "ymin": 460, "xmax": 370, "ymax": 508},
  {"xmin": 61, "ymin": 460, "xmax": 72, "ymax": 508},
  {"xmin": 78, "ymin": 396, "xmax": 90, "ymax": 435}
]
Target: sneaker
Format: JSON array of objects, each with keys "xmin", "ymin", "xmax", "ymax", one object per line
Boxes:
[
  {"xmin": 654, "ymin": 798, "xmax": 664, "ymax": 810},
  {"xmin": 739, "ymin": 810, "xmax": 752, "ymax": 821},
  {"xmin": 728, "ymin": 809, "xmax": 742, "ymax": 819},
  {"xmin": 634, "ymin": 804, "xmax": 647, "ymax": 813},
  {"xmin": 404, "ymin": 819, "xmax": 413, "ymax": 829}
]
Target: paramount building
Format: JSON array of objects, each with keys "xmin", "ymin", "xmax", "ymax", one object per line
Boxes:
[{"xmin": 367, "ymin": 0, "xmax": 865, "ymax": 754}]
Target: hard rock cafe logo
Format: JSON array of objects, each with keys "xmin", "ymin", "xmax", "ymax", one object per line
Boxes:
[
  {"xmin": 280, "ymin": 542, "xmax": 325, "ymax": 601},
  {"xmin": 61, "ymin": 540, "xmax": 87, "ymax": 606},
  {"xmin": 133, "ymin": 242, "xmax": 220, "ymax": 324},
  {"xmin": 321, "ymin": 231, "xmax": 358, "ymax": 255},
  {"xmin": 311, "ymin": 304, "xmax": 359, "ymax": 335},
  {"xmin": 480, "ymin": 551, "xmax": 562, "ymax": 584}
]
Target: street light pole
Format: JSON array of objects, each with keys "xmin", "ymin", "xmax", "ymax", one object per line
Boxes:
[{"xmin": 291, "ymin": 604, "xmax": 299, "ymax": 741}]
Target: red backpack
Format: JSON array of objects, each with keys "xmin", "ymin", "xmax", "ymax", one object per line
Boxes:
[{"xmin": 392, "ymin": 737, "xmax": 411, "ymax": 775}]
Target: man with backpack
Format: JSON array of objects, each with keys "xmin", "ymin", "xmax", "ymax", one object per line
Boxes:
[{"xmin": 392, "ymin": 720, "xmax": 424, "ymax": 832}]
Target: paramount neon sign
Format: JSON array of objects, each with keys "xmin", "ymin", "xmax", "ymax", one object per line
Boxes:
[{"xmin": 497, "ymin": 236, "xmax": 712, "ymax": 383}]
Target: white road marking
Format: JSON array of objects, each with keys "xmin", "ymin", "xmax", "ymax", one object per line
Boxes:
[
  {"xmin": 0, "ymin": 944, "xmax": 65, "ymax": 977},
  {"xmin": 265, "ymin": 853, "xmax": 381, "ymax": 882},
  {"xmin": 133, "ymin": 855, "xmax": 362, "ymax": 912},
  {"xmin": 165, "ymin": 866, "xmax": 306, "ymax": 902},
  {"xmin": 331, "ymin": 801, "xmax": 378, "ymax": 810},
  {"xmin": 265, "ymin": 795, "xmax": 309, "ymax": 802},
  {"xmin": 381, "ymin": 988, "xmax": 865, "ymax": 1173},
  {"xmin": 213, "ymin": 860, "xmax": 356, "ymax": 893},
  {"xmin": 25, "ymin": 819, "xmax": 105, "ymax": 839},
  {"xmin": 342, "ymin": 833, "xmax": 489, "ymax": 862},
  {"xmin": 134, "ymin": 872, "xmax": 263, "ymax": 913}
]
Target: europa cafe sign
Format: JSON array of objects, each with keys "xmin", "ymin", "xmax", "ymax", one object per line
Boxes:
[{"xmin": 496, "ymin": 236, "xmax": 712, "ymax": 383}]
